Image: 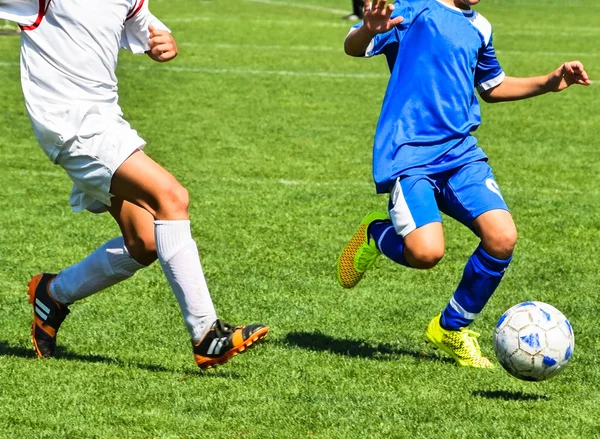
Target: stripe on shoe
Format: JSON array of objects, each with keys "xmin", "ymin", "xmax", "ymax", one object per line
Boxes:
[
  {"xmin": 35, "ymin": 306, "xmax": 48, "ymax": 320},
  {"xmin": 35, "ymin": 298, "xmax": 51, "ymax": 314}
]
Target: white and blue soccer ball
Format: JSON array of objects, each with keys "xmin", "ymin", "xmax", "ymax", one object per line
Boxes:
[{"xmin": 493, "ymin": 301, "xmax": 574, "ymax": 381}]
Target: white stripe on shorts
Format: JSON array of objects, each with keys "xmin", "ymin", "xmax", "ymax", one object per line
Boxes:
[
  {"xmin": 389, "ymin": 178, "xmax": 417, "ymax": 237},
  {"xmin": 449, "ymin": 296, "xmax": 479, "ymax": 320}
]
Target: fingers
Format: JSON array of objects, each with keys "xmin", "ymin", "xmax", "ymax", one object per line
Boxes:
[
  {"xmin": 148, "ymin": 33, "xmax": 172, "ymax": 48},
  {"xmin": 390, "ymin": 15, "xmax": 404, "ymax": 27},
  {"xmin": 148, "ymin": 24, "xmax": 156, "ymax": 35},
  {"xmin": 366, "ymin": 0, "xmax": 392, "ymax": 15},
  {"xmin": 566, "ymin": 60, "xmax": 592, "ymax": 86}
]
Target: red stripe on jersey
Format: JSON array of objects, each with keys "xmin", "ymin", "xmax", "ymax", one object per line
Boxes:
[
  {"xmin": 20, "ymin": 0, "xmax": 51, "ymax": 31},
  {"xmin": 126, "ymin": 0, "xmax": 146, "ymax": 21}
]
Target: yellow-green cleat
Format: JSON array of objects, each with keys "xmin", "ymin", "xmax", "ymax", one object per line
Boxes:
[
  {"xmin": 337, "ymin": 212, "xmax": 389, "ymax": 288},
  {"xmin": 425, "ymin": 313, "xmax": 494, "ymax": 368}
]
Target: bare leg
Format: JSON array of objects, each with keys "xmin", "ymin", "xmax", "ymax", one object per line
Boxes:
[
  {"xmin": 108, "ymin": 197, "xmax": 157, "ymax": 266},
  {"xmin": 110, "ymin": 150, "xmax": 216, "ymax": 342},
  {"xmin": 403, "ymin": 222, "xmax": 445, "ymax": 269}
]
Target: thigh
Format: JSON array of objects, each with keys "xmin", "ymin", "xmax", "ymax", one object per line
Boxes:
[
  {"xmin": 110, "ymin": 149, "xmax": 184, "ymax": 217},
  {"xmin": 388, "ymin": 175, "xmax": 443, "ymax": 238},
  {"xmin": 56, "ymin": 107, "xmax": 146, "ymax": 212},
  {"xmin": 439, "ymin": 160, "xmax": 509, "ymax": 232}
]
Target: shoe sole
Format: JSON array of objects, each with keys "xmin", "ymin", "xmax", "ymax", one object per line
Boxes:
[
  {"xmin": 196, "ymin": 326, "xmax": 270, "ymax": 370},
  {"xmin": 336, "ymin": 224, "xmax": 367, "ymax": 289},
  {"xmin": 337, "ymin": 212, "xmax": 388, "ymax": 289},
  {"xmin": 27, "ymin": 274, "xmax": 46, "ymax": 359}
]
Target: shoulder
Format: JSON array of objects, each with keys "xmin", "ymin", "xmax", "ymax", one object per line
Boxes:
[{"xmin": 467, "ymin": 11, "xmax": 493, "ymax": 46}]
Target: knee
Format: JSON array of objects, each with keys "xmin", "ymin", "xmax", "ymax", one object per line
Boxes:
[
  {"xmin": 482, "ymin": 228, "xmax": 518, "ymax": 260},
  {"xmin": 124, "ymin": 232, "xmax": 157, "ymax": 266},
  {"xmin": 156, "ymin": 183, "xmax": 189, "ymax": 219},
  {"xmin": 406, "ymin": 244, "xmax": 445, "ymax": 269}
]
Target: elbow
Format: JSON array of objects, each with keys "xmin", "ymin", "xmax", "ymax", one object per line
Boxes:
[
  {"xmin": 479, "ymin": 92, "xmax": 499, "ymax": 104},
  {"xmin": 343, "ymin": 41, "xmax": 362, "ymax": 57}
]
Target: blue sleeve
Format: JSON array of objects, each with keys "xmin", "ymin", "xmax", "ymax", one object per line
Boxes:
[
  {"xmin": 475, "ymin": 34, "xmax": 504, "ymax": 93},
  {"xmin": 349, "ymin": 0, "xmax": 412, "ymax": 59}
]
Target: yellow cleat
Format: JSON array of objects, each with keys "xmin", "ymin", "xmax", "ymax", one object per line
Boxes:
[
  {"xmin": 337, "ymin": 212, "xmax": 389, "ymax": 288},
  {"xmin": 425, "ymin": 313, "xmax": 494, "ymax": 368}
]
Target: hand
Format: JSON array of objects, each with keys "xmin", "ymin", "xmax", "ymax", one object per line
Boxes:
[
  {"xmin": 362, "ymin": 0, "xmax": 404, "ymax": 37},
  {"xmin": 147, "ymin": 24, "xmax": 178, "ymax": 62},
  {"xmin": 549, "ymin": 61, "xmax": 591, "ymax": 92}
]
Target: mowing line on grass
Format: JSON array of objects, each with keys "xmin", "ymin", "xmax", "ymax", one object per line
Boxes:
[
  {"xmin": 242, "ymin": 0, "xmax": 348, "ymax": 15},
  {"xmin": 1, "ymin": 61, "xmax": 596, "ymax": 84},
  {"xmin": 179, "ymin": 41, "xmax": 600, "ymax": 58},
  {"xmin": 0, "ymin": 61, "xmax": 388, "ymax": 79},
  {"xmin": 3, "ymin": 168, "xmax": 598, "ymax": 196}
]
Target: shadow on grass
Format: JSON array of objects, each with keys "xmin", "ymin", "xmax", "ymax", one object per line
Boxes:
[
  {"xmin": 283, "ymin": 331, "xmax": 453, "ymax": 364},
  {"xmin": 0, "ymin": 340, "xmax": 239, "ymax": 377},
  {"xmin": 472, "ymin": 390, "xmax": 550, "ymax": 401}
]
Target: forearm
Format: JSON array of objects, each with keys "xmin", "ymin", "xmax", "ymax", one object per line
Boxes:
[
  {"xmin": 481, "ymin": 75, "xmax": 555, "ymax": 103},
  {"xmin": 344, "ymin": 26, "xmax": 376, "ymax": 57}
]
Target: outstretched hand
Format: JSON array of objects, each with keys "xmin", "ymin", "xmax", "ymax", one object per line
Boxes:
[
  {"xmin": 362, "ymin": 0, "xmax": 404, "ymax": 36},
  {"xmin": 147, "ymin": 24, "xmax": 178, "ymax": 62},
  {"xmin": 550, "ymin": 61, "xmax": 591, "ymax": 92}
]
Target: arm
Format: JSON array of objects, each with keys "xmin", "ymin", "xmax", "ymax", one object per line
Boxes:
[
  {"xmin": 121, "ymin": 0, "xmax": 177, "ymax": 62},
  {"xmin": 480, "ymin": 61, "xmax": 591, "ymax": 103},
  {"xmin": 344, "ymin": 0, "xmax": 404, "ymax": 57}
]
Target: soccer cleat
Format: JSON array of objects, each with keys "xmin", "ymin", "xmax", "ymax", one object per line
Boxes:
[
  {"xmin": 193, "ymin": 319, "xmax": 269, "ymax": 369},
  {"xmin": 27, "ymin": 273, "xmax": 70, "ymax": 358},
  {"xmin": 337, "ymin": 212, "xmax": 389, "ymax": 288},
  {"xmin": 425, "ymin": 313, "xmax": 494, "ymax": 368}
]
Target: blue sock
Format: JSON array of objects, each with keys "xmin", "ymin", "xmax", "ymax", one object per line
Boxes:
[
  {"xmin": 368, "ymin": 220, "xmax": 409, "ymax": 267},
  {"xmin": 440, "ymin": 245, "xmax": 512, "ymax": 330}
]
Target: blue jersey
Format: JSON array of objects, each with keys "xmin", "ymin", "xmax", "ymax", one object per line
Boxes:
[{"xmin": 352, "ymin": 0, "xmax": 504, "ymax": 193}]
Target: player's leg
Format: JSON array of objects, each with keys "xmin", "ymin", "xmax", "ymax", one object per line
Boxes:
[
  {"xmin": 337, "ymin": 175, "xmax": 445, "ymax": 288},
  {"xmin": 376, "ymin": 175, "xmax": 445, "ymax": 269},
  {"xmin": 438, "ymin": 162, "xmax": 515, "ymax": 331},
  {"xmin": 29, "ymin": 199, "xmax": 151, "ymax": 358},
  {"xmin": 426, "ymin": 161, "xmax": 514, "ymax": 368},
  {"xmin": 28, "ymin": 199, "xmax": 149, "ymax": 358},
  {"xmin": 110, "ymin": 150, "xmax": 268, "ymax": 369}
]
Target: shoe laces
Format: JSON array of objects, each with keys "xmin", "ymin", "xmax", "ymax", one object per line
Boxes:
[
  {"xmin": 212, "ymin": 319, "xmax": 235, "ymax": 337},
  {"xmin": 458, "ymin": 329, "xmax": 483, "ymax": 356}
]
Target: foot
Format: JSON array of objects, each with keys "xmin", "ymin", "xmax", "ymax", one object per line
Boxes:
[
  {"xmin": 337, "ymin": 212, "xmax": 388, "ymax": 288},
  {"xmin": 27, "ymin": 273, "xmax": 70, "ymax": 358},
  {"xmin": 193, "ymin": 319, "xmax": 269, "ymax": 369},
  {"xmin": 425, "ymin": 314, "xmax": 494, "ymax": 368}
]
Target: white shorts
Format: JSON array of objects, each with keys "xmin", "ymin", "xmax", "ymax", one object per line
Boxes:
[{"xmin": 52, "ymin": 105, "xmax": 146, "ymax": 213}]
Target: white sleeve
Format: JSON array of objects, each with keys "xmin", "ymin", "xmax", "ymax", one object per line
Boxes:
[
  {"xmin": 120, "ymin": 0, "xmax": 171, "ymax": 54},
  {"xmin": 0, "ymin": 0, "xmax": 40, "ymax": 26}
]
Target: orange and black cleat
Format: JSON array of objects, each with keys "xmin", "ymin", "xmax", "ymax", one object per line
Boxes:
[
  {"xmin": 193, "ymin": 319, "xmax": 269, "ymax": 369},
  {"xmin": 27, "ymin": 273, "xmax": 70, "ymax": 358}
]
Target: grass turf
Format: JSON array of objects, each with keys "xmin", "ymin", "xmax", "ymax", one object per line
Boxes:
[{"xmin": 0, "ymin": 0, "xmax": 599, "ymax": 437}]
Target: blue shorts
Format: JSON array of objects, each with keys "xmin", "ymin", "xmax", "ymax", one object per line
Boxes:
[{"xmin": 388, "ymin": 160, "xmax": 509, "ymax": 237}]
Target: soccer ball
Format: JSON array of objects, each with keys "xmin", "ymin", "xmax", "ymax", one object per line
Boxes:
[{"xmin": 493, "ymin": 302, "xmax": 574, "ymax": 381}]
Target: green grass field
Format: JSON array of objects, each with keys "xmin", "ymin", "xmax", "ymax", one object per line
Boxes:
[{"xmin": 1, "ymin": 0, "xmax": 599, "ymax": 437}]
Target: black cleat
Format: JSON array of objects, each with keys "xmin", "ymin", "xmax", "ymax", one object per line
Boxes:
[
  {"xmin": 193, "ymin": 319, "xmax": 269, "ymax": 369},
  {"xmin": 27, "ymin": 273, "xmax": 70, "ymax": 358}
]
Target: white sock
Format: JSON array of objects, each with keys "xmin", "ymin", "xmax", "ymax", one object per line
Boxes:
[
  {"xmin": 50, "ymin": 236, "xmax": 146, "ymax": 305},
  {"xmin": 154, "ymin": 220, "xmax": 217, "ymax": 343}
]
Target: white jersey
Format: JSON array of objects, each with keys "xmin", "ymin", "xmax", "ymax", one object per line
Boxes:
[{"xmin": 0, "ymin": 0, "xmax": 168, "ymax": 162}]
